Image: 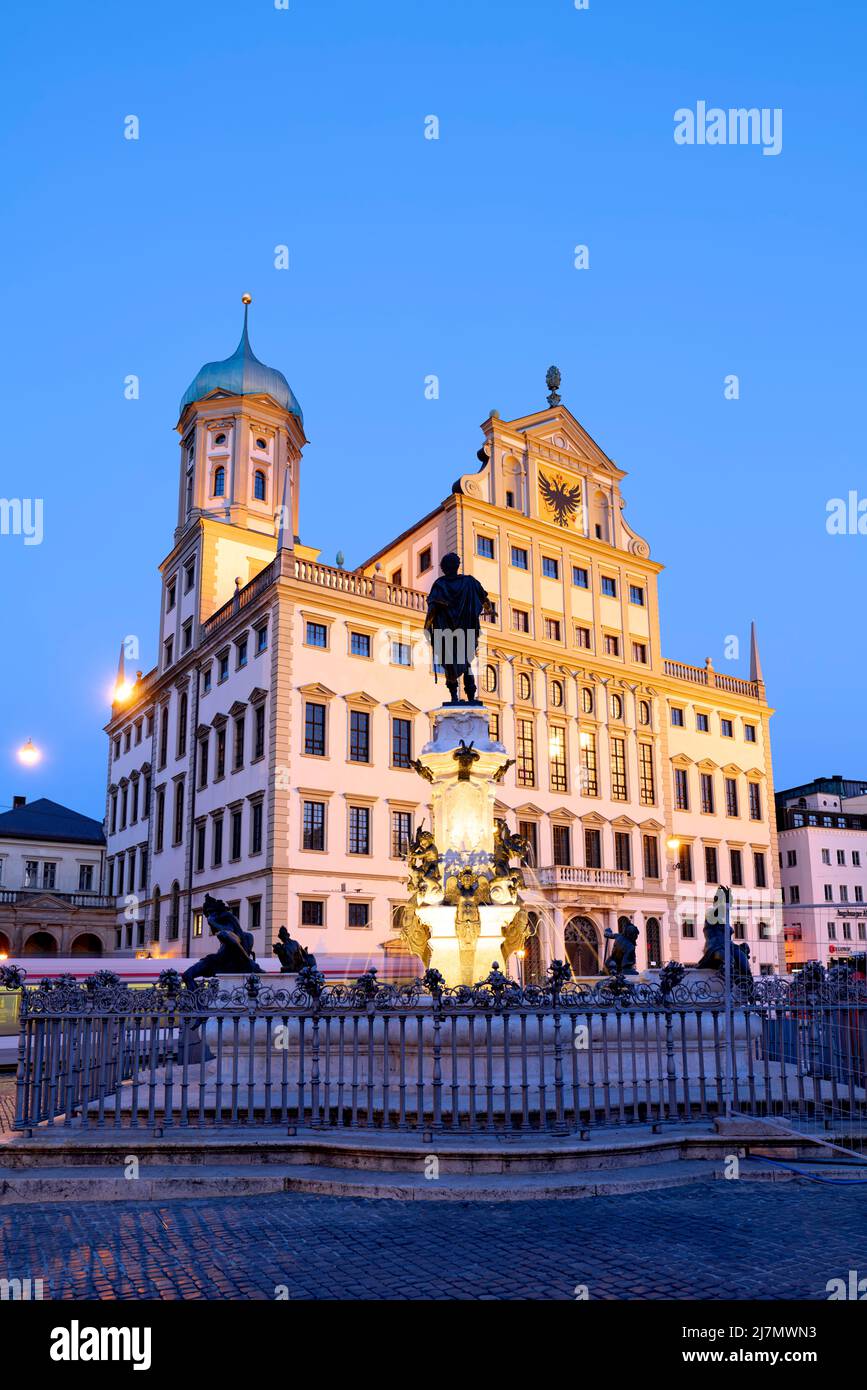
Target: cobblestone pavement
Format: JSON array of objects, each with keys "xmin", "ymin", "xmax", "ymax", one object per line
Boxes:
[
  {"xmin": 1, "ymin": 1180, "xmax": 865, "ymax": 1299},
  {"xmin": 0, "ymin": 1076, "xmax": 14, "ymax": 1136}
]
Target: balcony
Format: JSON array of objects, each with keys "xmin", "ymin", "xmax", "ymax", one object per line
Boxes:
[
  {"xmin": 534, "ymin": 865, "xmax": 631, "ymax": 891},
  {"xmin": 201, "ymin": 554, "xmax": 428, "ymax": 641},
  {"xmin": 662, "ymin": 657, "xmax": 760, "ymax": 700},
  {"xmin": 0, "ymin": 888, "xmax": 115, "ymax": 909}
]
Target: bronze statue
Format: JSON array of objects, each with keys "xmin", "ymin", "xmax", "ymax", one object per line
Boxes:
[
  {"xmin": 410, "ymin": 758, "xmax": 434, "ymax": 784},
  {"xmin": 182, "ymin": 895, "xmax": 262, "ymax": 985},
  {"xmin": 697, "ymin": 911, "xmax": 753, "ymax": 986},
  {"xmin": 407, "ymin": 826, "xmax": 442, "ymax": 901},
  {"xmin": 453, "ymin": 739, "xmax": 480, "ymax": 781},
  {"xmin": 492, "ymin": 818, "xmax": 529, "ymax": 888},
  {"xmin": 396, "ymin": 902, "xmax": 432, "ymax": 968},
  {"xmin": 501, "ymin": 904, "xmax": 531, "ymax": 970},
  {"xmin": 492, "ymin": 758, "xmax": 515, "ymax": 783},
  {"xmin": 603, "ymin": 917, "xmax": 639, "ymax": 975},
  {"xmin": 449, "ymin": 867, "xmax": 489, "ymax": 982},
  {"xmin": 424, "ymin": 552, "xmax": 492, "ymax": 704},
  {"xmin": 273, "ymin": 925, "xmax": 317, "ymax": 974}
]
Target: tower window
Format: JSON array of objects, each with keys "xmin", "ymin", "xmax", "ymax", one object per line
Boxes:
[
  {"xmin": 253, "ymin": 470, "xmax": 266, "ymax": 501},
  {"xmin": 213, "ymin": 466, "xmax": 226, "ymax": 497},
  {"xmin": 214, "ymin": 433, "xmax": 227, "ymax": 446},
  {"xmin": 256, "ymin": 437, "xmax": 267, "ymax": 451}
]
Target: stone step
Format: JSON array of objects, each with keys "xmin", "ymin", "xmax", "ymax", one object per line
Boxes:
[
  {"xmin": 1, "ymin": 1120, "xmax": 837, "ymax": 1176},
  {"xmin": 0, "ymin": 1156, "xmax": 815, "ymax": 1204}
]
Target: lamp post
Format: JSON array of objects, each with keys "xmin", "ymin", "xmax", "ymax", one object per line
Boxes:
[{"xmin": 515, "ymin": 947, "xmax": 526, "ymax": 988}]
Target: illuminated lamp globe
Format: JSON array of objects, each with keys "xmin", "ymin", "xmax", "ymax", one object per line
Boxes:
[{"xmin": 17, "ymin": 738, "xmax": 41, "ymax": 766}]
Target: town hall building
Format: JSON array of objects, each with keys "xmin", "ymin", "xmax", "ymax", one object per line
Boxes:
[{"xmin": 104, "ymin": 303, "xmax": 784, "ymax": 976}]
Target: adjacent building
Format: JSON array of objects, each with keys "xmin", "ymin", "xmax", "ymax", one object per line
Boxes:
[
  {"xmin": 104, "ymin": 304, "xmax": 784, "ymax": 974},
  {"xmin": 776, "ymin": 775, "xmax": 867, "ymax": 971},
  {"xmin": 0, "ymin": 797, "xmax": 112, "ymax": 956}
]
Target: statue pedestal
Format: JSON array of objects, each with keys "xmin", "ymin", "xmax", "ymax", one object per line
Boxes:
[
  {"xmin": 416, "ymin": 904, "xmax": 523, "ymax": 986},
  {"xmin": 408, "ymin": 703, "xmax": 525, "ymax": 986}
]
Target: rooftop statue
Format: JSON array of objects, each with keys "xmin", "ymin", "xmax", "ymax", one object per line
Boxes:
[{"xmin": 424, "ymin": 552, "xmax": 491, "ymax": 704}]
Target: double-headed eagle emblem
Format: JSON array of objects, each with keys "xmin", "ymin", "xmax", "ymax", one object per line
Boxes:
[{"xmin": 539, "ymin": 470, "xmax": 582, "ymax": 528}]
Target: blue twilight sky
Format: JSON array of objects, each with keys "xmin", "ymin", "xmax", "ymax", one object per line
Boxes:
[{"xmin": 0, "ymin": 0, "xmax": 865, "ymax": 818}]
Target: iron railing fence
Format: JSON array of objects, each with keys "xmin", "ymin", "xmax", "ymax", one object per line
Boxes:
[{"xmin": 1, "ymin": 964, "xmax": 865, "ymax": 1138}]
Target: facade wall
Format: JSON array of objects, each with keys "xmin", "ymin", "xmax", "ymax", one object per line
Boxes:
[
  {"xmin": 778, "ymin": 796, "xmax": 867, "ymax": 970},
  {"xmin": 0, "ymin": 834, "xmax": 111, "ymax": 956}
]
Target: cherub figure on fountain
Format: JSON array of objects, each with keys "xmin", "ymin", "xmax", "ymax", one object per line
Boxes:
[{"xmin": 407, "ymin": 826, "xmax": 444, "ymax": 906}]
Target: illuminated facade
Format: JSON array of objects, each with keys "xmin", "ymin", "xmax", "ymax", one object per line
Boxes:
[
  {"xmin": 104, "ymin": 310, "xmax": 784, "ymax": 974},
  {"xmin": 776, "ymin": 776, "xmax": 867, "ymax": 971}
]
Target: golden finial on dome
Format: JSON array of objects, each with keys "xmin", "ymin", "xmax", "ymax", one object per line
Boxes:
[{"xmin": 242, "ymin": 293, "xmax": 252, "ymax": 305}]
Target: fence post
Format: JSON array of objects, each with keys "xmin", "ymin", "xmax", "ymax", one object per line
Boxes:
[
  {"xmin": 664, "ymin": 1003, "xmax": 678, "ymax": 1120},
  {"xmin": 310, "ymin": 1012, "xmax": 322, "ymax": 1128},
  {"xmin": 431, "ymin": 996, "xmax": 444, "ymax": 1133},
  {"xmin": 722, "ymin": 885, "xmax": 734, "ymax": 1122},
  {"xmin": 14, "ymin": 999, "xmax": 31, "ymax": 1135},
  {"xmin": 552, "ymin": 1004, "xmax": 568, "ymax": 1134}
]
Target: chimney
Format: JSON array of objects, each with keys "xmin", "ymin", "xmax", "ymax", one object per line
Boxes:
[{"xmin": 12, "ymin": 795, "xmax": 26, "ymax": 809}]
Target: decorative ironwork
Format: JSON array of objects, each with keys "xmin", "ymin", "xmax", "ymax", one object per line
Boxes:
[
  {"xmin": 14, "ymin": 965, "xmax": 863, "ymax": 1019},
  {"xmin": 8, "ymin": 962, "xmax": 866, "ymax": 1139}
]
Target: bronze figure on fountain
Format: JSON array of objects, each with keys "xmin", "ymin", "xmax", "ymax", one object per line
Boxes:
[{"xmin": 424, "ymin": 552, "xmax": 492, "ymax": 704}]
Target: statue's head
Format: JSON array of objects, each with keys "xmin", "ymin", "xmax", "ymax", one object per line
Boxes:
[
  {"xmin": 417, "ymin": 830, "xmax": 435, "ymax": 848},
  {"xmin": 440, "ymin": 552, "xmax": 461, "ymax": 576},
  {"xmin": 277, "ymin": 925, "xmax": 289, "ymax": 942}
]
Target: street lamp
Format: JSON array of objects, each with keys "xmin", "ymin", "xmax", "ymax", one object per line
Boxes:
[
  {"xmin": 17, "ymin": 738, "xmax": 41, "ymax": 767},
  {"xmin": 515, "ymin": 946, "xmax": 526, "ymax": 987}
]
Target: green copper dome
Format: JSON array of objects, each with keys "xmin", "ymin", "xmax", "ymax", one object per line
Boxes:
[{"xmin": 180, "ymin": 304, "xmax": 302, "ymax": 421}]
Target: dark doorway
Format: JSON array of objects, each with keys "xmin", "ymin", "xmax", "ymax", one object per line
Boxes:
[
  {"xmin": 70, "ymin": 933, "xmax": 103, "ymax": 957},
  {"xmin": 565, "ymin": 916, "xmax": 600, "ymax": 976},
  {"xmin": 23, "ymin": 931, "xmax": 57, "ymax": 955}
]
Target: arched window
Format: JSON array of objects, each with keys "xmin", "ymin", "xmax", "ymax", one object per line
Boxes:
[
  {"xmin": 152, "ymin": 888, "xmax": 161, "ymax": 942},
  {"xmin": 550, "ymin": 679, "xmax": 564, "ymax": 708},
  {"xmin": 177, "ymin": 692, "xmax": 188, "ymax": 758},
  {"xmin": 645, "ymin": 916, "xmax": 662, "ymax": 967},
  {"xmin": 639, "ymin": 699, "xmax": 651, "ymax": 726},
  {"xmin": 582, "ymin": 687, "xmax": 594, "ymax": 714},
  {"xmin": 484, "ymin": 664, "xmax": 498, "ymax": 694},
  {"xmin": 518, "ymin": 672, "xmax": 532, "ymax": 702},
  {"xmin": 610, "ymin": 693, "xmax": 623, "ymax": 720},
  {"xmin": 253, "ymin": 470, "xmax": 266, "ymax": 501},
  {"xmin": 565, "ymin": 916, "xmax": 600, "ymax": 976},
  {"xmin": 213, "ymin": 466, "xmax": 226, "ymax": 497},
  {"xmin": 170, "ymin": 882, "xmax": 181, "ymax": 941}
]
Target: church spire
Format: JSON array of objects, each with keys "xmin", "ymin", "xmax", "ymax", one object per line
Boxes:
[{"xmin": 749, "ymin": 621, "xmax": 764, "ymax": 687}]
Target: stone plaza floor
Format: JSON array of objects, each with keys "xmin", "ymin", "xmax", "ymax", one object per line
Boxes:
[{"xmin": 1, "ymin": 1179, "xmax": 865, "ymax": 1300}]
